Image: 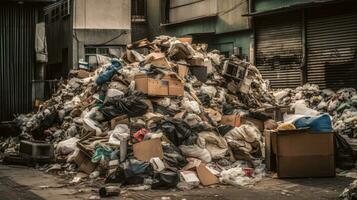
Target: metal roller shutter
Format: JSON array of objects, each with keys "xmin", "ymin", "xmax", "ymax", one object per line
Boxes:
[
  {"xmin": 0, "ymin": 4, "xmax": 36, "ymax": 121},
  {"xmin": 306, "ymin": 14, "xmax": 357, "ymax": 89},
  {"xmin": 255, "ymin": 12, "xmax": 302, "ymax": 88}
]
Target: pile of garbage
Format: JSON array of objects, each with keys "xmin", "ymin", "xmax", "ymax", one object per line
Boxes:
[
  {"xmin": 0, "ymin": 36, "xmax": 278, "ymax": 193},
  {"xmin": 274, "ymin": 84, "xmax": 357, "ymax": 139}
]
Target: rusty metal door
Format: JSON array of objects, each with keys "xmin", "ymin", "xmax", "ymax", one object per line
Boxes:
[
  {"xmin": 306, "ymin": 13, "xmax": 357, "ymax": 89},
  {"xmin": 255, "ymin": 12, "xmax": 303, "ymax": 88}
]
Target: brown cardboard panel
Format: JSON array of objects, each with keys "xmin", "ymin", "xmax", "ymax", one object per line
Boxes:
[
  {"xmin": 220, "ymin": 115, "xmax": 240, "ymax": 127},
  {"xmin": 147, "ymin": 79, "xmax": 169, "ymax": 96},
  {"xmin": 196, "ymin": 164, "xmax": 219, "ymax": 186},
  {"xmin": 264, "ymin": 131, "xmax": 276, "ymax": 171},
  {"xmin": 277, "ymin": 132, "xmax": 334, "ymax": 156},
  {"xmin": 133, "ymin": 138, "xmax": 164, "ymax": 161},
  {"xmin": 178, "ymin": 37, "xmax": 192, "ymax": 44},
  {"xmin": 277, "ymin": 155, "xmax": 335, "ymax": 178},
  {"xmin": 168, "ymin": 79, "xmax": 184, "ymax": 96},
  {"xmin": 178, "ymin": 64, "xmax": 189, "ymax": 79}
]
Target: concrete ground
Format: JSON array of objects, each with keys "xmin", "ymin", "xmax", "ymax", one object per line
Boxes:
[{"xmin": 0, "ymin": 164, "xmax": 353, "ymax": 200}]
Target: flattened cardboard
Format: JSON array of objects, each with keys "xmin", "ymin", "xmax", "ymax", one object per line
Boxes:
[
  {"xmin": 196, "ymin": 164, "xmax": 219, "ymax": 186},
  {"xmin": 182, "ymin": 159, "xmax": 218, "ymax": 186},
  {"xmin": 133, "ymin": 138, "xmax": 164, "ymax": 161},
  {"xmin": 269, "ymin": 130, "xmax": 335, "ymax": 178}
]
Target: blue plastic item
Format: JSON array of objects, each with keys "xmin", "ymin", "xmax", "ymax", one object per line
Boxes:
[
  {"xmin": 293, "ymin": 113, "xmax": 333, "ymax": 132},
  {"xmin": 96, "ymin": 59, "xmax": 122, "ymax": 85}
]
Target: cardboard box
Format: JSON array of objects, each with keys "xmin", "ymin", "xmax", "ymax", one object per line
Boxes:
[
  {"xmin": 74, "ymin": 150, "xmax": 97, "ymax": 174},
  {"xmin": 133, "ymin": 138, "xmax": 164, "ymax": 161},
  {"xmin": 168, "ymin": 79, "xmax": 184, "ymax": 96},
  {"xmin": 220, "ymin": 115, "xmax": 264, "ymax": 132},
  {"xmin": 135, "ymin": 74, "xmax": 184, "ymax": 97},
  {"xmin": 135, "ymin": 74, "xmax": 169, "ymax": 96},
  {"xmin": 110, "ymin": 115, "xmax": 129, "ymax": 129},
  {"xmin": 267, "ymin": 130, "xmax": 335, "ymax": 178}
]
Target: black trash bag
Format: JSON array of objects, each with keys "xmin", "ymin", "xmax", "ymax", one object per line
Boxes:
[
  {"xmin": 197, "ymin": 93, "xmax": 211, "ymax": 107},
  {"xmin": 101, "ymin": 95, "xmax": 148, "ymax": 120},
  {"xmin": 335, "ymin": 133, "xmax": 355, "ymax": 170},
  {"xmin": 160, "ymin": 119, "xmax": 197, "ymax": 146},
  {"xmin": 222, "ymin": 104, "xmax": 236, "ymax": 115},
  {"xmin": 162, "ymin": 143, "xmax": 187, "ymax": 169},
  {"xmin": 151, "ymin": 170, "xmax": 179, "ymax": 190},
  {"xmin": 153, "ymin": 104, "xmax": 177, "ymax": 116},
  {"xmin": 217, "ymin": 125, "xmax": 235, "ymax": 137},
  {"xmin": 105, "ymin": 159, "xmax": 153, "ymax": 185}
]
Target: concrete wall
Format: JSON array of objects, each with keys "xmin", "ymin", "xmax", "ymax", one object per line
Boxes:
[
  {"xmin": 169, "ymin": 0, "xmax": 218, "ymax": 23},
  {"xmin": 72, "ymin": 0, "xmax": 131, "ymax": 68},
  {"xmin": 216, "ymin": 0, "xmax": 250, "ymax": 34},
  {"xmin": 254, "ymin": 0, "xmax": 323, "ymax": 13},
  {"xmin": 74, "ymin": 0, "xmax": 130, "ymax": 29},
  {"xmin": 146, "ymin": 0, "xmax": 251, "ymax": 60},
  {"xmin": 195, "ymin": 30, "xmax": 251, "ymax": 60}
]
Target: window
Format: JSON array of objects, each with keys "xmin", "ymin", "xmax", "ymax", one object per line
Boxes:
[
  {"xmin": 51, "ymin": 7, "xmax": 60, "ymax": 23},
  {"xmin": 61, "ymin": 0, "xmax": 70, "ymax": 17},
  {"xmin": 132, "ymin": 0, "xmax": 146, "ymax": 22},
  {"xmin": 84, "ymin": 46, "xmax": 125, "ymax": 68}
]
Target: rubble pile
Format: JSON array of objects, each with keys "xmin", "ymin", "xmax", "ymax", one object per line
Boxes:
[{"xmin": 1, "ymin": 36, "xmax": 277, "ymax": 192}]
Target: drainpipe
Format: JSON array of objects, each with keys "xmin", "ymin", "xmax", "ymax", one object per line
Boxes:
[{"xmin": 248, "ymin": 0, "xmax": 255, "ymax": 64}]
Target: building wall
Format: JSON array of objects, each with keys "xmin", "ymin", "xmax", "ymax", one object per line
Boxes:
[
  {"xmin": 168, "ymin": 0, "xmax": 218, "ymax": 23},
  {"xmin": 254, "ymin": 0, "xmax": 332, "ymax": 13},
  {"xmin": 72, "ymin": 0, "xmax": 131, "ymax": 68},
  {"xmin": 146, "ymin": 0, "xmax": 251, "ymax": 59},
  {"xmin": 74, "ymin": 0, "xmax": 130, "ymax": 29},
  {"xmin": 216, "ymin": 0, "xmax": 250, "ymax": 34}
]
